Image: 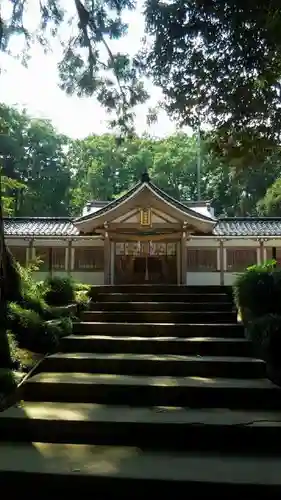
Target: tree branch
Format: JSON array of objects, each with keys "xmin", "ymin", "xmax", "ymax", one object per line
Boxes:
[{"xmin": 74, "ymin": 0, "xmax": 129, "ymax": 110}]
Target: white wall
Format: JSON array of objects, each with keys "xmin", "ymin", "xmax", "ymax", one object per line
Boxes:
[
  {"xmin": 186, "ymin": 272, "xmax": 220, "ymax": 286},
  {"xmin": 223, "ymin": 272, "xmax": 241, "ymax": 286},
  {"xmin": 71, "ymin": 272, "xmax": 104, "ymax": 285},
  {"xmin": 185, "ymin": 271, "xmax": 242, "ymax": 286},
  {"xmin": 32, "ymin": 271, "xmax": 105, "ymax": 285},
  {"xmin": 33, "ymin": 270, "xmax": 68, "ymax": 281}
]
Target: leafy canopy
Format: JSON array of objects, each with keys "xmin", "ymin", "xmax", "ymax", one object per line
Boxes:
[
  {"xmin": 1, "ymin": 0, "xmax": 148, "ymax": 135},
  {"xmin": 144, "ymin": 0, "xmax": 281, "ymax": 161}
]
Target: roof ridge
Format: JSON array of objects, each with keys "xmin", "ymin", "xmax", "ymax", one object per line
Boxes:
[
  {"xmin": 218, "ymin": 216, "xmax": 281, "ymax": 221},
  {"xmin": 4, "ymin": 216, "xmax": 74, "ymax": 221}
]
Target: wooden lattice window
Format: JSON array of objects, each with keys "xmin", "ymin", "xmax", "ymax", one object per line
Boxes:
[
  {"xmin": 35, "ymin": 247, "xmax": 49, "ymax": 271},
  {"xmin": 187, "ymin": 248, "xmax": 217, "ymax": 271},
  {"xmin": 266, "ymin": 248, "xmax": 281, "ymax": 265},
  {"xmin": 74, "ymin": 248, "xmax": 104, "ymax": 271},
  {"xmin": 52, "ymin": 248, "xmax": 66, "ymax": 270},
  {"xmin": 34, "ymin": 247, "xmax": 66, "ymax": 271},
  {"xmin": 226, "ymin": 248, "xmax": 257, "ymax": 272},
  {"xmin": 10, "ymin": 246, "xmax": 26, "ymax": 266}
]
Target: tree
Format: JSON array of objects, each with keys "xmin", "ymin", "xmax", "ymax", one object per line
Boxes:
[
  {"xmin": 1, "ymin": 0, "xmax": 148, "ymax": 135},
  {"xmin": 0, "ymin": 103, "xmax": 71, "ymax": 216},
  {"xmin": 257, "ymin": 178, "xmax": 281, "ymax": 216},
  {"xmin": 144, "ymin": 0, "xmax": 281, "ymax": 162},
  {"xmin": 69, "ymin": 132, "xmax": 216, "ymax": 213}
]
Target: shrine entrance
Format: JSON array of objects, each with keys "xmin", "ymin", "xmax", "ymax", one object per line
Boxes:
[{"xmin": 114, "ymin": 241, "xmax": 178, "ymax": 285}]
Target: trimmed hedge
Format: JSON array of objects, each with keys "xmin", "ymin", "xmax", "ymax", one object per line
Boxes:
[
  {"xmin": 44, "ymin": 276, "xmax": 75, "ymax": 306},
  {"xmin": 233, "ymin": 260, "xmax": 281, "ymax": 384},
  {"xmin": 233, "ymin": 260, "xmax": 279, "ymax": 321}
]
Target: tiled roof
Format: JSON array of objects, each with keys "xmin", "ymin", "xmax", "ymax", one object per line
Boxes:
[
  {"xmin": 214, "ymin": 218, "xmax": 281, "ymax": 237},
  {"xmin": 75, "ymin": 181, "xmax": 216, "ymax": 223},
  {"xmin": 4, "ymin": 216, "xmax": 281, "ymax": 238},
  {"xmin": 4, "ymin": 217, "xmax": 79, "ymax": 237}
]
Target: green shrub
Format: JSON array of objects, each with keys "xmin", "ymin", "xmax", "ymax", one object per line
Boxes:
[
  {"xmin": 16, "ymin": 259, "xmax": 51, "ymax": 316},
  {"xmin": 7, "ymin": 303, "xmax": 58, "ymax": 354},
  {"xmin": 43, "ymin": 276, "xmax": 75, "ymax": 306},
  {"xmin": 75, "ymin": 290, "xmax": 90, "ymax": 313},
  {"xmin": 0, "ymin": 369, "xmax": 19, "ymax": 396},
  {"xmin": 233, "ymin": 261, "xmax": 281, "ymax": 321},
  {"xmin": 246, "ymin": 314, "xmax": 281, "ymax": 368},
  {"xmin": 3, "ymin": 246, "xmax": 22, "ymax": 303},
  {"xmin": 74, "ymin": 282, "xmax": 91, "ymax": 292},
  {"xmin": 7, "ymin": 331, "xmax": 21, "ymax": 370},
  {"xmin": 88, "ymin": 287, "xmax": 99, "ymax": 302},
  {"xmin": 46, "ymin": 317, "xmax": 73, "ymax": 339}
]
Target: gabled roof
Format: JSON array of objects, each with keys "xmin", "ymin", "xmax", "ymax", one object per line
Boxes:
[{"xmin": 75, "ymin": 180, "xmax": 216, "ymax": 229}]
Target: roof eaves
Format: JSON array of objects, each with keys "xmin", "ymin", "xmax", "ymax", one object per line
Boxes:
[
  {"xmin": 74, "ymin": 181, "xmax": 142, "ymax": 223},
  {"xmin": 148, "ymin": 182, "xmax": 216, "ymax": 223}
]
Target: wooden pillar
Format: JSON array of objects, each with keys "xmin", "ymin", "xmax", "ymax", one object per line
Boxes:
[
  {"xmin": 110, "ymin": 241, "xmax": 115, "ymax": 285},
  {"xmin": 27, "ymin": 239, "xmax": 34, "ymax": 264},
  {"xmin": 259, "ymin": 239, "xmax": 265, "ymax": 265},
  {"xmin": 219, "ymin": 240, "xmax": 225, "ymax": 286},
  {"xmin": 181, "ymin": 225, "xmax": 187, "ymax": 285},
  {"xmin": 176, "ymin": 241, "xmax": 181, "ymax": 285},
  {"xmin": 25, "ymin": 246, "xmax": 29, "ymax": 267},
  {"xmin": 66, "ymin": 240, "xmax": 72, "ymax": 275},
  {"xmin": 104, "ymin": 231, "xmax": 111, "ymax": 285},
  {"xmin": 48, "ymin": 247, "xmax": 53, "ymax": 277}
]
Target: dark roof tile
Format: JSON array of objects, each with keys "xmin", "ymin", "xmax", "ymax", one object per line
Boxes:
[
  {"xmin": 215, "ymin": 218, "xmax": 281, "ymax": 237},
  {"xmin": 4, "ymin": 216, "xmax": 281, "ymax": 238},
  {"xmin": 4, "ymin": 217, "xmax": 79, "ymax": 237}
]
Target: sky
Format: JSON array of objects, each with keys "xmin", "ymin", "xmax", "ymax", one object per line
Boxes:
[{"xmin": 0, "ymin": 0, "xmax": 187, "ymax": 139}]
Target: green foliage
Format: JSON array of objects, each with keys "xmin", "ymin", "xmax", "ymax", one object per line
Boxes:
[
  {"xmin": 45, "ymin": 316, "xmax": 73, "ymax": 340},
  {"xmin": 233, "ymin": 263, "xmax": 281, "ymax": 321},
  {"xmin": 1, "ymin": 173, "xmax": 26, "ymax": 216},
  {"xmin": 2, "ymin": 260, "xmax": 79, "ymax": 359},
  {"xmin": 2, "ymin": 0, "xmax": 147, "ymax": 135},
  {"xmin": 7, "ymin": 300, "xmax": 74, "ymax": 355},
  {"xmin": 43, "ymin": 276, "xmax": 75, "ymax": 306},
  {"xmin": 145, "ymin": 0, "xmax": 281, "ymax": 164},
  {"xmin": 234, "ymin": 263, "xmax": 281, "ymax": 379},
  {"xmin": 15, "ymin": 258, "xmax": 50, "ymax": 316},
  {"xmin": 0, "ymin": 104, "xmax": 71, "ymax": 217},
  {"xmin": 74, "ymin": 282, "xmax": 91, "ymax": 292},
  {"xmin": 2, "ymin": 97, "xmax": 281, "ymax": 218},
  {"xmin": 246, "ymin": 315, "xmax": 281, "ymax": 368},
  {"xmin": 76, "ymin": 290, "xmax": 91, "ymax": 313},
  {"xmin": 0, "ymin": 369, "xmax": 19, "ymax": 397},
  {"xmin": 7, "ymin": 302, "xmax": 58, "ymax": 353},
  {"xmin": 257, "ymin": 178, "xmax": 281, "ymax": 216},
  {"xmin": 68, "ymin": 132, "xmax": 281, "ymax": 217},
  {"xmin": 3, "ymin": 245, "xmax": 22, "ymax": 303},
  {"xmin": 246, "ymin": 260, "xmax": 277, "ymax": 273},
  {"xmin": 6, "ymin": 331, "xmax": 19, "ymax": 369}
]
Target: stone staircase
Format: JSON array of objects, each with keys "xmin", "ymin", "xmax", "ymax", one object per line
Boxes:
[{"xmin": 1, "ymin": 284, "xmax": 281, "ymax": 494}]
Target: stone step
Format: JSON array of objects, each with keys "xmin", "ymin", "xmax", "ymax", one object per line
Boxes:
[
  {"xmin": 96, "ymin": 293, "xmax": 230, "ymax": 303},
  {"xmin": 20, "ymin": 372, "xmax": 281, "ymax": 410},
  {"xmin": 90, "ymin": 301, "xmax": 234, "ymax": 312},
  {"xmin": 2, "ymin": 402, "xmax": 281, "ymax": 454},
  {"xmin": 81, "ymin": 310, "xmax": 237, "ymax": 323},
  {"xmin": 0, "ymin": 441, "xmax": 281, "ymax": 494},
  {"xmin": 60, "ymin": 335, "xmax": 252, "ymax": 357},
  {"xmin": 72, "ymin": 321, "xmax": 244, "ymax": 338},
  {"xmin": 91, "ymin": 284, "xmax": 231, "ymax": 294},
  {"xmin": 40, "ymin": 352, "xmax": 265, "ymax": 379}
]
